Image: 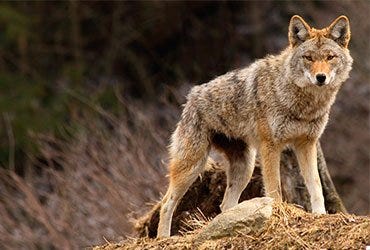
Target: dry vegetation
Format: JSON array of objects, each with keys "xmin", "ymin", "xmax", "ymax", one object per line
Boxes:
[
  {"xmin": 94, "ymin": 203, "xmax": 370, "ymax": 250},
  {"xmin": 0, "ymin": 89, "xmax": 185, "ymax": 249}
]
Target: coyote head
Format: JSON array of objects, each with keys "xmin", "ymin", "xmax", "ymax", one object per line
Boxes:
[{"xmin": 287, "ymin": 15, "xmax": 353, "ymax": 88}]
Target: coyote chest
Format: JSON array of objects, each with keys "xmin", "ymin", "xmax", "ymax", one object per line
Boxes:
[
  {"xmin": 262, "ymin": 86, "xmax": 337, "ymax": 143},
  {"xmin": 265, "ymin": 108, "xmax": 329, "ymax": 143}
]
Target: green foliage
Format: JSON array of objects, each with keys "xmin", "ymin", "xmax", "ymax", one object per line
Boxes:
[
  {"xmin": 0, "ymin": 4, "xmax": 31, "ymax": 43},
  {"xmin": 0, "ymin": 74, "xmax": 68, "ymax": 163},
  {"xmin": 0, "ymin": 72, "xmax": 122, "ymax": 168}
]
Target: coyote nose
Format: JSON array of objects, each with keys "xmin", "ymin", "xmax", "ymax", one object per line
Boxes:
[{"xmin": 316, "ymin": 74, "xmax": 326, "ymax": 85}]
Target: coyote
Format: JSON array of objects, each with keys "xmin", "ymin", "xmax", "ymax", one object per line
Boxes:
[{"xmin": 157, "ymin": 15, "xmax": 353, "ymax": 237}]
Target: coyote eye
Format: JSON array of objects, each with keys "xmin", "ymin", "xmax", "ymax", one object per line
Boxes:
[
  {"xmin": 303, "ymin": 55, "xmax": 313, "ymax": 61},
  {"xmin": 327, "ymin": 55, "xmax": 336, "ymax": 60}
]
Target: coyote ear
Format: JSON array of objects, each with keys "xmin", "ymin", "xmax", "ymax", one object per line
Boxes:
[
  {"xmin": 288, "ymin": 15, "xmax": 311, "ymax": 47},
  {"xmin": 328, "ymin": 15, "xmax": 350, "ymax": 48}
]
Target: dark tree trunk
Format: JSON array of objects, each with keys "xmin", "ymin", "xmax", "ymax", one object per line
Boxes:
[{"xmin": 135, "ymin": 142, "xmax": 346, "ymax": 238}]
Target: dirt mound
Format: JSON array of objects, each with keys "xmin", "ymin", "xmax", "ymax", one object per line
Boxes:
[
  {"xmin": 133, "ymin": 149, "xmax": 346, "ymax": 239},
  {"xmin": 94, "ymin": 203, "xmax": 370, "ymax": 250}
]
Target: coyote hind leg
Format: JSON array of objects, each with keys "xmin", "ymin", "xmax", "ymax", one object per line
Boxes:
[
  {"xmin": 220, "ymin": 145, "xmax": 257, "ymax": 212},
  {"xmin": 211, "ymin": 133, "xmax": 257, "ymax": 212},
  {"xmin": 157, "ymin": 126, "xmax": 209, "ymax": 238}
]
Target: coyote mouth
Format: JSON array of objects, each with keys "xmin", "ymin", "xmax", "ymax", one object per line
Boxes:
[{"xmin": 316, "ymin": 81, "xmax": 326, "ymax": 87}]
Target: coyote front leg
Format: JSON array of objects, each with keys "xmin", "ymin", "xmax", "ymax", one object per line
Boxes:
[
  {"xmin": 295, "ymin": 141, "xmax": 326, "ymax": 214},
  {"xmin": 260, "ymin": 142, "xmax": 283, "ymax": 201}
]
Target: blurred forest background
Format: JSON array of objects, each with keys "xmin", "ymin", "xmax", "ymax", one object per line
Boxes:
[{"xmin": 0, "ymin": 1, "xmax": 368, "ymax": 249}]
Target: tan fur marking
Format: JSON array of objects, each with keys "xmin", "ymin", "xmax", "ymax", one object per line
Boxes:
[{"xmin": 311, "ymin": 60, "xmax": 330, "ymax": 75}]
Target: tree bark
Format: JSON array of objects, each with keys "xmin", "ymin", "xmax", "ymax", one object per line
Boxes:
[{"xmin": 135, "ymin": 141, "xmax": 346, "ymax": 238}]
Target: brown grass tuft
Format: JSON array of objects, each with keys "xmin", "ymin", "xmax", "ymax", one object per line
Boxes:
[
  {"xmin": 95, "ymin": 202, "xmax": 370, "ymax": 250},
  {"xmin": 253, "ymin": 203, "xmax": 370, "ymax": 249}
]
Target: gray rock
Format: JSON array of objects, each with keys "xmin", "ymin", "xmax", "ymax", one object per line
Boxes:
[{"xmin": 194, "ymin": 197, "xmax": 274, "ymax": 242}]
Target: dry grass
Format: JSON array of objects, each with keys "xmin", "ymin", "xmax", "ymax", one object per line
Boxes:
[
  {"xmin": 95, "ymin": 203, "xmax": 370, "ymax": 250},
  {"xmin": 0, "ymin": 90, "xmax": 183, "ymax": 249}
]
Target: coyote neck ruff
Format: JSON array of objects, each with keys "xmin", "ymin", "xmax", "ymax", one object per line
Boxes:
[{"xmin": 157, "ymin": 15, "xmax": 353, "ymax": 238}]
